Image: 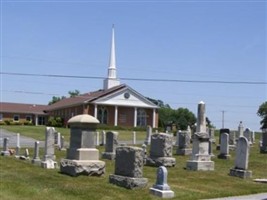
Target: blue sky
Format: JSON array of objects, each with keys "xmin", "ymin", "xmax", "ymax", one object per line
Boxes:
[{"xmin": 1, "ymin": 0, "xmax": 266, "ymax": 131}]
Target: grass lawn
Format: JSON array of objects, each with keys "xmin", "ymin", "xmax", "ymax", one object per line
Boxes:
[
  {"xmin": 0, "ymin": 126, "xmax": 267, "ymax": 200},
  {"xmin": 0, "ymin": 125, "xmax": 147, "ymax": 143}
]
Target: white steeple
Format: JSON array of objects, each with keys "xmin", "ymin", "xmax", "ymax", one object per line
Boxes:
[{"xmin": 104, "ymin": 25, "xmax": 120, "ymax": 90}]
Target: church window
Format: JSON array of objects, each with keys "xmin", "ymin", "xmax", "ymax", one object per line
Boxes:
[
  {"xmin": 98, "ymin": 107, "xmax": 108, "ymax": 124},
  {"xmin": 137, "ymin": 108, "xmax": 147, "ymax": 127}
]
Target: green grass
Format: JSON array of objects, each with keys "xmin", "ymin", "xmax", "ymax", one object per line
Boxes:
[
  {"xmin": 0, "ymin": 126, "xmax": 267, "ymax": 200},
  {"xmin": 0, "ymin": 125, "xmax": 146, "ymax": 143}
]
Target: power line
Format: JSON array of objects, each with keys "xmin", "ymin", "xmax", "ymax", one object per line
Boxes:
[{"xmin": 1, "ymin": 71, "xmax": 266, "ymax": 85}]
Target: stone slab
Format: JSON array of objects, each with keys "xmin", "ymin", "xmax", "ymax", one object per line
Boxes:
[
  {"xmin": 102, "ymin": 152, "xmax": 116, "ymax": 160},
  {"xmin": 217, "ymin": 154, "xmax": 231, "ymax": 160},
  {"xmin": 67, "ymin": 148, "xmax": 99, "ymax": 160},
  {"xmin": 229, "ymin": 168, "xmax": 252, "ymax": 179},
  {"xmin": 176, "ymin": 148, "xmax": 192, "ymax": 156},
  {"xmin": 186, "ymin": 160, "xmax": 214, "ymax": 171},
  {"xmin": 109, "ymin": 174, "xmax": 148, "ymax": 189},
  {"xmin": 41, "ymin": 159, "xmax": 58, "ymax": 169},
  {"xmin": 260, "ymin": 146, "xmax": 267, "ymax": 153},
  {"xmin": 146, "ymin": 157, "xmax": 176, "ymax": 167},
  {"xmin": 60, "ymin": 159, "xmax": 105, "ymax": 176},
  {"xmin": 150, "ymin": 187, "xmax": 175, "ymax": 198}
]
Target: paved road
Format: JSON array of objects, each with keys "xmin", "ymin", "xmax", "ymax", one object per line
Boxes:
[
  {"xmin": 0, "ymin": 128, "xmax": 45, "ymax": 148},
  {"xmin": 205, "ymin": 192, "xmax": 267, "ymax": 200}
]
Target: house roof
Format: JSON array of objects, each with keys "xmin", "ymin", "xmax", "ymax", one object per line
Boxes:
[
  {"xmin": 45, "ymin": 84, "xmax": 127, "ymax": 111},
  {"xmin": 0, "ymin": 102, "xmax": 48, "ymax": 115}
]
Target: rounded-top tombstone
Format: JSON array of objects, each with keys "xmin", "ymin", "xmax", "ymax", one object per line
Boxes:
[
  {"xmin": 68, "ymin": 114, "xmax": 99, "ymax": 129},
  {"xmin": 60, "ymin": 114, "xmax": 105, "ymax": 176}
]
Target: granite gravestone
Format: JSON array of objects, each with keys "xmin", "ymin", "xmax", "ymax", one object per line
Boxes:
[
  {"xmin": 176, "ymin": 130, "xmax": 192, "ymax": 155},
  {"xmin": 186, "ymin": 101, "xmax": 214, "ymax": 171},
  {"xmin": 1, "ymin": 138, "xmax": 10, "ymax": 156},
  {"xmin": 146, "ymin": 133, "xmax": 176, "ymax": 167},
  {"xmin": 150, "ymin": 166, "xmax": 174, "ymax": 198},
  {"xmin": 109, "ymin": 146, "xmax": 148, "ymax": 189},
  {"xmin": 102, "ymin": 131, "xmax": 118, "ymax": 160},
  {"xmin": 32, "ymin": 141, "xmax": 41, "ymax": 165},
  {"xmin": 218, "ymin": 132, "xmax": 231, "ymax": 159},
  {"xmin": 41, "ymin": 127, "xmax": 57, "ymax": 169},
  {"xmin": 60, "ymin": 114, "xmax": 105, "ymax": 176},
  {"xmin": 229, "ymin": 136, "xmax": 252, "ymax": 178}
]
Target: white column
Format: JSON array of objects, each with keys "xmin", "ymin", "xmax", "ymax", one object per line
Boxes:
[
  {"xmin": 114, "ymin": 106, "xmax": 118, "ymax": 126},
  {"xmin": 94, "ymin": 104, "xmax": 98, "ymax": 118},
  {"xmin": 134, "ymin": 107, "xmax": 137, "ymax": 127},
  {"xmin": 152, "ymin": 108, "xmax": 156, "ymax": 128},
  {"xmin": 35, "ymin": 115, "xmax": 38, "ymax": 126}
]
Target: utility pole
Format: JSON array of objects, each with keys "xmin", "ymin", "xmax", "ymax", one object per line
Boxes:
[{"xmin": 221, "ymin": 110, "xmax": 225, "ymax": 128}]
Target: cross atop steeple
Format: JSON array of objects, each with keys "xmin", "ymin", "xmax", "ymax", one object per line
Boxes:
[{"xmin": 104, "ymin": 25, "xmax": 120, "ymax": 90}]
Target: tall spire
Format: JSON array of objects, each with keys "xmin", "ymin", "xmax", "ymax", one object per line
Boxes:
[{"xmin": 104, "ymin": 25, "xmax": 120, "ymax": 90}]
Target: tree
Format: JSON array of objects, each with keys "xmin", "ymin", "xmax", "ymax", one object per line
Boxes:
[
  {"xmin": 174, "ymin": 108, "xmax": 196, "ymax": 130},
  {"xmin": 48, "ymin": 89, "xmax": 80, "ymax": 105},
  {"xmin": 48, "ymin": 96, "xmax": 66, "ymax": 105},
  {"xmin": 257, "ymin": 101, "xmax": 267, "ymax": 129},
  {"xmin": 68, "ymin": 89, "xmax": 80, "ymax": 97}
]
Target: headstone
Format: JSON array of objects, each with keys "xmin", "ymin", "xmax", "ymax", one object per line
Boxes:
[
  {"xmin": 142, "ymin": 144, "xmax": 147, "ymax": 165},
  {"xmin": 260, "ymin": 129, "xmax": 267, "ymax": 153},
  {"xmin": 59, "ymin": 135, "xmax": 66, "ymax": 151},
  {"xmin": 216, "ymin": 128, "xmax": 230, "ymax": 150},
  {"xmin": 95, "ymin": 131, "xmax": 100, "ymax": 146},
  {"xmin": 229, "ymin": 131, "xmax": 236, "ymax": 145},
  {"xmin": 55, "ymin": 132, "xmax": 61, "ymax": 147},
  {"xmin": 109, "ymin": 146, "xmax": 148, "ymax": 189},
  {"xmin": 251, "ymin": 131, "xmax": 255, "ymax": 144},
  {"xmin": 60, "ymin": 114, "xmax": 105, "ymax": 176},
  {"xmin": 244, "ymin": 128, "xmax": 252, "ymax": 145},
  {"xmin": 176, "ymin": 130, "xmax": 192, "ymax": 155},
  {"xmin": 20, "ymin": 148, "xmax": 30, "ymax": 160},
  {"xmin": 208, "ymin": 140, "xmax": 214, "ymax": 157},
  {"xmin": 150, "ymin": 166, "xmax": 175, "ymax": 198},
  {"xmin": 15, "ymin": 133, "xmax": 20, "ymax": 158},
  {"xmin": 229, "ymin": 136, "xmax": 252, "ymax": 178},
  {"xmin": 237, "ymin": 121, "xmax": 244, "ymax": 138},
  {"xmin": 101, "ymin": 130, "xmax": 106, "ymax": 146},
  {"xmin": 41, "ymin": 127, "xmax": 57, "ymax": 169},
  {"xmin": 186, "ymin": 101, "xmax": 214, "ymax": 171},
  {"xmin": 32, "ymin": 141, "xmax": 41, "ymax": 165},
  {"xmin": 102, "ymin": 131, "xmax": 119, "ymax": 160},
  {"xmin": 146, "ymin": 133, "xmax": 176, "ymax": 167},
  {"xmin": 132, "ymin": 131, "xmax": 136, "ymax": 145},
  {"xmin": 209, "ymin": 128, "xmax": 215, "ymax": 143},
  {"xmin": 144, "ymin": 125, "xmax": 152, "ymax": 145},
  {"xmin": 187, "ymin": 125, "xmax": 192, "ymax": 142},
  {"xmin": 218, "ymin": 132, "xmax": 231, "ymax": 159},
  {"xmin": 1, "ymin": 138, "xmax": 10, "ymax": 156}
]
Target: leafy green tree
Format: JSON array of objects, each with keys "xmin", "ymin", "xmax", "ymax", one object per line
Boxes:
[
  {"xmin": 68, "ymin": 89, "xmax": 80, "ymax": 97},
  {"xmin": 257, "ymin": 101, "xmax": 267, "ymax": 129},
  {"xmin": 174, "ymin": 108, "xmax": 196, "ymax": 130},
  {"xmin": 48, "ymin": 96, "xmax": 66, "ymax": 105}
]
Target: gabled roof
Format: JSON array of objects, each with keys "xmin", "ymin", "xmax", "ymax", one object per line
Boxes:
[
  {"xmin": 45, "ymin": 84, "xmax": 127, "ymax": 111},
  {"xmin": 45, "ymin": 84, "xmax": 158, "ymax": 111},
  {"xmin": 0, "ymin": 102, "xmax": 48, "ymax": 115}
]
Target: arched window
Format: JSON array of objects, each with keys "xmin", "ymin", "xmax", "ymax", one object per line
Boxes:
[
  {"xmin": 137, "ymin": 108, "xmax": 147, "ymax": 127},
  {"xmin": 98, "ymin": 106, "xmax": 108, "ymax": 124}
]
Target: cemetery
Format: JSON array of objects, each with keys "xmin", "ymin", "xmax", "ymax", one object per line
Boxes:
[{"xmin": 0, "ymin": 102, "xmax": 266, "ymax": 200}]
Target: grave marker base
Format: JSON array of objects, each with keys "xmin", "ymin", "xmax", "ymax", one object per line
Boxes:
[
  {"xmin": 229, "ymin": 168, "xmax": 252, "ymax": 179},
  {"xmin": 60, "ymin": 159, "xmax": 105, "ymax": 176},
  {"xmin": 186, "ymin": 160, "xmax": 214, "ymax": 171},
  {"xmin": 150, "ymin": 187, "xmax": 175, "ymax": 198},
  {"xmin": 176, "ymin": 148, "xmax": 192, "ymax": 156},
  {"xmin": 217, "ymin": 154, "xmax": 231, "ymax": 160},
  {"xmin": 146, "ymin": 157, "xmax": 176, "ymax": 167},
  {"xmin": 109, "ymin": 174, "xmax": 148, "ymax": 189},
  {"xmin": 102, "ymin": 152, "xmax": 116, "ymax": 160}
]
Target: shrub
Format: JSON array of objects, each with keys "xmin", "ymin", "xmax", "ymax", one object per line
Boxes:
[{"xmin": 47, "ymin": 116, "xmax": 64, "ymax": 127}]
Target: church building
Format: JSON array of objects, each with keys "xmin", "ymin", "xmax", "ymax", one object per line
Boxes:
[{"xmin": 45, "ymin": 26, "xmax": 159, "ymax": 128}]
